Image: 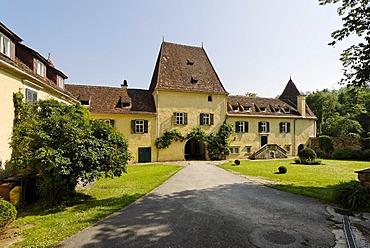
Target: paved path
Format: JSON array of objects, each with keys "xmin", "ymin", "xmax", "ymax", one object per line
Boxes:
[{"xmin": 58, "ymin": 163, "xmax": 336, "ymax": 247}]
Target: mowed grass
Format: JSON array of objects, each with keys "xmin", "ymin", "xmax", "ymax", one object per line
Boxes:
[
  {"xmin": 218, "ymin": 159, "xmax": 370, "ymax": 203},
  {"xmin": 7, "ymin": 164, "xmax": 182, "ymax": 248}
]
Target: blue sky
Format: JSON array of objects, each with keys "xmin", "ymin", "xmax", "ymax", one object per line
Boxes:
[{"xmin": 2, "ymin": 0, "xmax": 349, "ymax": 97}]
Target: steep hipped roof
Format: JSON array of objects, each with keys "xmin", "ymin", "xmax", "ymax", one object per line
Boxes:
[
  {"xmin": 279, "ymin": 78, "xmax": 302, "ymax": 106},
  {"xmin": 65, "ymin": 84, "xmax": 156, "ymax": 114},
  {"xmin": 149, "ymin": 42, "xmax": 228, "ymax": 94},
  {"xmin": 227, "ymin": 95, "xmax": 315, "ymax": 118}
]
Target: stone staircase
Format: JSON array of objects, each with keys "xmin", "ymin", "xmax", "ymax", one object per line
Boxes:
[{"xmin": 250, "ymin": 144, "xmax": 287, "ymax": 160}]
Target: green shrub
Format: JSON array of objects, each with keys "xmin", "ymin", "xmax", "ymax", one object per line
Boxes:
[
  {"xmin": 334, "ymin": 181, "xmax": 370, "ymax": 210},
  {"xmin": 360, "ymin": 149, "xmax": 370, "ymax": 161},
  {"xmin": 234, "ymin": 159, "xmax": 240, "ymax": 165},
  {"xmin": 296, "ymin": 148, "xmax": 320, "ymax": 164},
  {"xmin": 360, "ymin": 138, "xmax": 370, "ymax": 150},
  {"xmin": 278, "ymin": 166, "xmax": 287, "ymax": 174},
  {"xmin": 318, "ymin": 135, "xmax": 334, "ymax": 153},
  {"xmin": 0, "ymin": 198, "xmax": 17, "ymax": 229},
  {"xmin": 333, "ymin": 149, "xmax": 359, "ymax": 160}
]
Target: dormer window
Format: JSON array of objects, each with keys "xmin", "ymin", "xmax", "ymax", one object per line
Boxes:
[
  {"xmin": 276, "ymin": 108, "xmax": 281, "ymax": 113},
  {"xmin": 243, "ymin": 107, "xmax": 251, "ymax": 112},
  {"xmin": 191, "ymin": 77, "xmax": 198, "ymax": 84},
  {"xmin": 260, "ymin": 107, "xmax": 266, "ymax": 112},
  {"xmin": 0, "ymin": 33, "xmax": 11, "ymax": 57},
  {"xmin": 57, "ymin": 75, "xmax": 65, "ymax": 89},
  {"xmin": 187, "ymin": 59, "xmax": 194, "ymax": 65},
  {"xmin": 284, "ymin": 108, "xmax": 291, "ymax": 114},
  {"xmin": 35, "ymin": 59, "xmax": 46, "ymax": 77},
  {"xmin": 232, "ymin": 106, "xmax": 239, "ymax": 112}
]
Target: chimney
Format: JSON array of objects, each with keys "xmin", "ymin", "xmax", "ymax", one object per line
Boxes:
[
  {"xmin": 297, "ymin": 95, "xmax": 306, "ymax": 117},
  {"xmin": 121, "ymin": 79, "xmax": 128, "ymax": 89}
]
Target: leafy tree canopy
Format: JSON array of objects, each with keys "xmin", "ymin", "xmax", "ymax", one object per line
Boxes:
[
  {"xmin": 319, "ymin": 0, "xmax": 370, "ymax": 88},
  {"xmin": 11, "ymin": 92, "xmax": 131, "ymax": 205}
]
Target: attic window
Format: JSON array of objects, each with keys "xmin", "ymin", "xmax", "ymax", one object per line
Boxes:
[
  {"xmin": 260, "ymin": 107, "xmax": 266, "ymax": 112},
  {"xmin": 80, "ymin": 100, "xmax": 89, "ymax": 105},
  {"xmin": 116, "ymin": 97, "xmax": 131, "ymax": 108},
  {"xmin": 0, "ymin": 33, "xmax": 11, "ymax": 57},
  {"xmin": 187, "ymin": 59, "xmax": 194, "ymax": 65},
  {"xmin": 35, "ymin": 59, "xmax": 46, "ymax": 77},
  {"xmin": 243, "ymin": 107, "xmax": 251, "ymax": 112},
  {"xmin": 232, "ymin": 106, "xmax": 239, "ymax": 112},
  {"xmin": 275, "ymin": 108, "xmax": 281, "ymax": 113},
  {"xmin": 191, "ymin": 77, "xmax": 198, "ymax": 84},
  {"xmin": 284, "ymin": 108, "xmax": 291, "ymax": 113}
]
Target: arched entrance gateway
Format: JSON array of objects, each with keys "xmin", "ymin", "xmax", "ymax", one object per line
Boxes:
[{"xmin": 184, "ymin": 138, "xmax": 206, "ymax": 160}]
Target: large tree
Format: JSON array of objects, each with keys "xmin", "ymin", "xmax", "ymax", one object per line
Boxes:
[
  {"xmin": 319, "ymin": 0, "xmax": 370, "ymax": 88},
  {"xmin": 11, "ymin": 93, "xmax": 131, "ymax": 205}
]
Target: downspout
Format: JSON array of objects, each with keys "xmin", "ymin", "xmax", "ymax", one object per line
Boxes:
[
  {"xmin": 156, "ymin": 89, "xmax": 160, "ymax": 162},
  {"xmin": 293, "ymin": 118, "xmax": 296, "ymax": 156}
]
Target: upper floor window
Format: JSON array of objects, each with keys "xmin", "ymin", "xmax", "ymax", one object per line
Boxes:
[
  {"xmin": 25, "ymin": 88, "xmax": 38, "ymax": 105},
  {"xmin": 0, "ymin": 33, "xmax": 11, "ymax": 57},
  {"xmin": 258, "ymin": 121, "xmax": 270, "ymax": 133},
  {"xmin": 200, "ymin": 113, "xmax": 214, "ymax": 125},
  {"xmin": 57, "ymin": 75, "xmax": 65, "ymax": 89},
  {"xmin": 174, "ymin": 112, "xmax": 188, "ymax": 125},
  {"xmin": 35, "ymin": 59, "xmax": 46, "ymax": 77},
  {"xmin": 235, "ymin": 121, "xmax": 248, "ymax": 133},
  {"xmin": 131, "ymin": 119, "xmax": 148, "ymax": 134},
  {"xmin": 280, "ymin": 122, "xmax": 291, "ymax": 133},
  {"xmin": 100, "ymin": 119, "xmax": 115, "ymax": 127},
  {"xmin": 243, "ymin": 106, "xmax": 251, "ymax": 112},
  {"xmin": 208, "ymin": 96, "xmax": 213, "ymax": 102}
]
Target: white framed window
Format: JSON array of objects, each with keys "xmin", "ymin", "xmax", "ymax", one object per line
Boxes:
[
  {"xmin": 0, "ymin": 33, "xmax": 11, "ymax": 57},
  {"xmin": 280, "ymin": 122, "xmax": 291, "ymax": 133},
  {"xmin": 232, "ymin": 106, "xmax": 239, "ymax": 112},
  {"xmin": 57, "ymin": 75, "xmax": 65, "ymax": 89},
  {"xmin": 35, "ymin": 59, "xmax": 46, "ymax": 77},
  {"xmin": 131, "ymin": 120, "xmax": 148, "ymax": 134},
  {"xmin": 235, "ymin": 121, "xmax": 248, "ymax": 133},
  {"xmin": 245, "ymin": 146, "xmax": 252, "ymax": 153},
  {"xmin": 258, "ymin": 121, "xmax": 269, "ymax": 133},
  {"xmin": 243, "ymin": 107, "xmax": 251, "ymax": 112},
  {"xmin": 174, "ymin": 112, "xmax": 187, "ymax": 125},
  {"xmin": 135, "ymin": 120, "xmax": 144, "ymax": 133},
  {"xmin": 284, "ymin": 108, "xmax": 291, "ymax": 113},
  {"xmin": 200, "ymin": 113, "xmax": 214, "ymax": 125},
  {"xmin": 230, "ymin": 147, "xmax": 240, "ymax": 154},
  {"xmin": 260, "ymin": 107, "xmax": 266, "ymax": 112},
  {"xmin": 25, "ymin": 88, "xmax": 38, "ymax": 105},
  {"xmin": 100, "ymin": 119, "xmax": 115, "ymax": 127}
]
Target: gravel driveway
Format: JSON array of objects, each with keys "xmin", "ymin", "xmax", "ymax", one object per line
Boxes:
[{"xmin": 58, "ymin": 162, "xmax": 337, "ymax": 247}]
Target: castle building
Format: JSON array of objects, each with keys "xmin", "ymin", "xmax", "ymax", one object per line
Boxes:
[{"xmin": 66, "ymin": 42, "xmax": 316, "ymax": 162}]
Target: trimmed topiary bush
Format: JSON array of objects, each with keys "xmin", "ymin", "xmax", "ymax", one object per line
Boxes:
[
  {"xmin": 296, "ymin": 148, "xmax": 321, "ymax": 165},
  {"xmin": 234, "ymin": 159, "xmax": 240, "ymax": 165},
  {"xmin": 334, "ymin": 181, "xmax": 370, "ymax": 210},
  {"xmin": 278, "ymin": 166, "xmax": 287, "ymax": 174},
  {"xmin": 0, "ymin": 198, "xmax": 17, "ymax": 230}
]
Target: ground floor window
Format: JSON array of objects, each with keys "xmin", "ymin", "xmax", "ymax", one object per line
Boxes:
[{"xmin": 230, "ymin": 147, "xmax": 240, "ymax": 154}]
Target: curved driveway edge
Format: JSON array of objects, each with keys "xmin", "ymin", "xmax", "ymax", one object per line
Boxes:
[{"xmin": 58, "ymin": 163, "xmax": 336, "ymax": 247}]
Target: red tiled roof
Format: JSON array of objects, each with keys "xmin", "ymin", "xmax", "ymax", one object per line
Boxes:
[
  {"xmin": 149, "ymin": 42, "xmax": 228, "ymax": 94},
  {"xmin": 279, "ymin": 78, "xmax": 302, "ymax": 106},
  {"xmin": 65, "ymin": 84, "xmax": 156, "ymax": 114},
  {"xmin": 227, "ymin": 95, "xmax": 315, "ymax": 118}
]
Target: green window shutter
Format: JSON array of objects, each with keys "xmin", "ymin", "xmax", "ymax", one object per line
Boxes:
[
  {"xmin": 173, "ymin": 112, "xmax": 177, "ymax": 124},
  {"xmin": 258, "ymin": 122, "xmax": 262, "ymax": 132},
  {"xmin": 210, "ymin": 114, "xmax": 214, "ymax": 125},
  {"xmin": 184, "ymin": 113, "xmax": 188, "ymax": 125},
  {"xmin": 200, "ymin": 113, "xmax": 204, "ymax": 125},
  {"xmin": 235, "ymin": 121, "xmax": 240, "ymax": 133},
  {"xmin": 280, "ymin": 122, "xmax": 283, "ymax": 133},
  {"xmin": 131, "ymin": 120, "xmax": 136, "ymax": 133},
  {"xmin": 267, "ymin": 122, "xmax": 270, "ymax": 132},
  {"xmin": 245, "ymin": 122, "xmax": 249, "ymax": 132},
  {"xmin": 287, "ymin": 122, "xmax": 291, "ymax": 133},
  {"xmin": 144, "ymin": 120, "xmax": 149, "ymax": 133}
]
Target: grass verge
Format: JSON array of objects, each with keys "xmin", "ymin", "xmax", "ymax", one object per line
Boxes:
[
  {"xmin": 218, "ymin": 159, "xmax": 369, "ymax": 203},
  {"xmin": 3, "ymin": 164, "xmax": 182, "ymax": 247}
]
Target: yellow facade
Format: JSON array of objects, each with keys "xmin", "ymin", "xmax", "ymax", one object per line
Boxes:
[
  {"xmin": 0, "ymin": 64, "xmax": 75, "ymax": 168},
  {"xmin": 227, "ymin": 116, "xmax": 316, "ymax": 159},
  {"xmin": 153, "ymin": 90, "xmax": 227, "ymax": 161}
]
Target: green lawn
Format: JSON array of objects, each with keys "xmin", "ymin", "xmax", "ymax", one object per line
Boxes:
[
  {"xmin": 218, "ymin": 159, "xmax": 370, "ymax": 203},
  {"xmin": 5, "ymin": 164, "xmax": 182, "ymax": 248}
]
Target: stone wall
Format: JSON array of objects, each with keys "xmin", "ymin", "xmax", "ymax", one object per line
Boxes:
[{"xmin": 309, "ymin": 137, "xmax": 362, "ymax": 157}]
